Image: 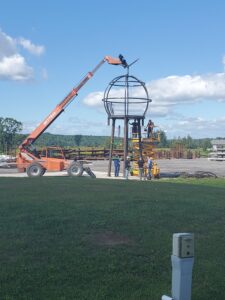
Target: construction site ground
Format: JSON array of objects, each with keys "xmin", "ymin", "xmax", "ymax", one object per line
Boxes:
[{"xmin": 0, "ymin": 158, "xmax": 224, "ymax": 178}]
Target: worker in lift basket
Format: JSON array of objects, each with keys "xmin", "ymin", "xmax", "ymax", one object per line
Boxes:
[{"xmin": 147, "ymin": 119, "xmax": 154, "ymax": 138}]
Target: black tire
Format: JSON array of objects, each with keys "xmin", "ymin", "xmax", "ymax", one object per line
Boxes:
[
  {"xmin": 67, "ymin": 162, "xmax": 83, "ymax": 177},
  {"xmin": 84, "ymin": 167, "xmax": 96, "ymax": 178},
  {"xmin": 27, "ymin": 162, "xmax": 45, "ymax": 177},
  {"xmin": 41, "ymin": 168, "xmax": 46, "ymax": 176}
]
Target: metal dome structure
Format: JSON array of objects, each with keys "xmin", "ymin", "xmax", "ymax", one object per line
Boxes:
[
  {"xmin": 102, "ymin": 56, "xmax": 152, "ymax": 177},
  {"xmin": 103, "ymin": 74, "xmax": 151, "ymax": 120}
]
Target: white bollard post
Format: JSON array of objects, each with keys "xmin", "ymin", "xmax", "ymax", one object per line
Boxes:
[
  {"xmin": 171, "ymin": 233, "xmax": 194, "ymax": 300},
  {"xmin": 161, "ymin": 295, "xmax": 174, "ymax": 300}
]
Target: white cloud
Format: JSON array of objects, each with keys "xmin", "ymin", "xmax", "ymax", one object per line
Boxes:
[
  {"xmin": 22, "ymin": 120, "xmax": 38, "ymax": 133},
  {"xmin": 0, "ymin": 54, "xmax": 33, "ymax": 81},
  {"xmin": 0, "ymin": 30, "xmax": 17, "ymax": 59},
  {"xmin": 0, "ymin": 29, "xmax": 45, "ymax": 81},
  {"xmin": 83, "ymin": 56, "xmax": 225, "ymax": 118},
  {"xmin": 148, "ymin": 73, "xmax": 225, "ymax": 105},
  {"xmin": 22, "ymin": 117, "xmax": 110, "ymax": 136},
  {"xmin": 84, "ymin": 91, "xmax": 104, "ymax": 107},
  {"xmin": 18, "ymin": 37, "xmax": 45, "ymax": 56},
  {"xmin": 158, "ymin": 115, "xmax": 225, "ymax": 138},
  {"xmin": 61, "ymin": 116, "xmax": 111, "ymax": 135}
]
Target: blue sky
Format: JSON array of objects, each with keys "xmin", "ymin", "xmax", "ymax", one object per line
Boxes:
[{"xmin": 1, "ymin": 0, "xmax": 225, "ymax": 138}]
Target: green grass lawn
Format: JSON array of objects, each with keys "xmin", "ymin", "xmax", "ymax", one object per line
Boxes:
[{"xmin": 0, "ymin": 177, "xmax": 225, "ymax": 300}]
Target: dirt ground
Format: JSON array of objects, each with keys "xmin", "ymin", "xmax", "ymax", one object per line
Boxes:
[
  {"xmin": 91, "ymin": 158, "xmax": 225, "ymax": 177},
  {"xmin": 0, "ymin": 158, "xmax": 224, "ymax": 178}
]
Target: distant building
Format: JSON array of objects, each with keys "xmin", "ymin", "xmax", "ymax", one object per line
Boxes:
[{"xmin": 208, "ymin": 139, "xmax": 225, "ymax": 161}]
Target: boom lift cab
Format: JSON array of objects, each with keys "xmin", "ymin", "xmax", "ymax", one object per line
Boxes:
[
  {"xmin": 21, "ymin": 146, "xmax": 83, "ymax": 177},
  {"xmin": 17, "ymin": 56, "xmax": 124, "ymax": 177}
]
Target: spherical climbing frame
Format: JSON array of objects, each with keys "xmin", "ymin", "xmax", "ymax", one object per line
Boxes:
[{"xmin": 102, "ymin": 59, "xmax": 152, "ymax": 177}]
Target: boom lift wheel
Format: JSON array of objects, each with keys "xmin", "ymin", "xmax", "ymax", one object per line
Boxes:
[
  {"xmin": 27, "ymin": 162, "xmax": 45, "ymax": 177},
  {"xmin": 67, "ymin": 161, "xmax": 83, "ymax": 177}
]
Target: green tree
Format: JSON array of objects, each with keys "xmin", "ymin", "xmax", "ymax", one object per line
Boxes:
[
  {"xmin": 74, "ymin": 135, "xmax": 83, "ymax": 146},
  {"xmin": 0, "ymin": 117, "xmax": 22, "ymax": 154},
  {"xmin": 157, "ymin": 130, "xmax": 168, "ymax": 148},
  {"xmin": 104, "ymin": 137, "xmax": 111, "ymax": 149},
  {"xmin": 183, "ymin": 135, "xmax": 193, "ymax": 148},
  {"xmin": 202, "ymin": 139, "xmax": 211, "ymax": 151}
]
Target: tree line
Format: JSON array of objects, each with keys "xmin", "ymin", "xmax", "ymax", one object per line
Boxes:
[
  {"xmin": 0, "ymin": 117, "xmax": 214, "ymax": 154},
  {"xmin": 156, "ymin": 130, "xmax": 212, "ymax": 151},
  {"xmin": 0, "ymin": 117, "xmax": 22, "ymax": 154}
]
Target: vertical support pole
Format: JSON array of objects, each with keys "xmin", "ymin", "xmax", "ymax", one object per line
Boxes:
[
  {"xmin": 108, "ymin": 118, "xmax": 115, "ymax": 177},
  {"xmin": 122, "ymin": 71, "xmax": 130, "ymax": 178},
  {"xmin": 123, "ymin": 117, "xmax": 128, "ymax": 177},
  {"xmin": 118, "ymin": 125, "xmax": 121, "ymax": 138},
  {"xmin": 137, "ymin": 118, "xmax": 142, "ymax": 159}
]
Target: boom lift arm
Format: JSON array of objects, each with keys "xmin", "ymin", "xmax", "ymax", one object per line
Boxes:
[{"xmin": 19, "ymin": 55, "xmax": 123, "ymax": 152}]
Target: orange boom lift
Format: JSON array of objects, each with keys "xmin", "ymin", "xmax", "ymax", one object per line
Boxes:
[{"xmin": 17, "ymin": 56, "xmax": 124, "ymax": 177}]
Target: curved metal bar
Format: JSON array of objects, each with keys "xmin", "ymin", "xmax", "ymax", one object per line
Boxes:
[{"xmin": 102, "ymin": 74, "xmax": 151, "ymax": 118}]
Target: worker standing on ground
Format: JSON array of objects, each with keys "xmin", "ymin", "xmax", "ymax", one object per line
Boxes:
[
  {"xmin": 113, "ymin": 155, "xmax": 120, "ymax": 177},
  {"xmin": 137, "ymin": 157, "xmax": 144, "ymax": 180},
  {"xmin": 147, "ymin": 156, "xmax": 153, "ymax": 180},
  {"xmin": 125, "ymin": 156, "xmax": 131, "ymax": 179}
]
